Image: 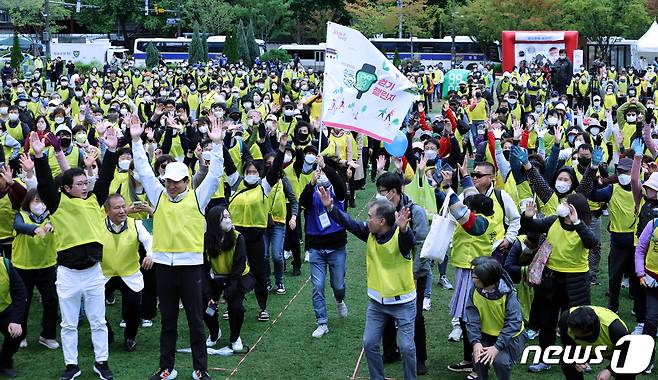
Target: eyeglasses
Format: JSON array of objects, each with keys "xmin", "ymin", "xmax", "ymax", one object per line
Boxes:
[
  {"xmin": 471, "ymin": 172, "xmax": 492, "ymax": 179},
  {"xmin": 73, "ymin": 181, "xmax": 88, "ymax": 187}
]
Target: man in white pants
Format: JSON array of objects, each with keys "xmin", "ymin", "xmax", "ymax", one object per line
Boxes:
[{"xmin": 32, "ymin": 130, "xmax": 118, "ymax": 380}]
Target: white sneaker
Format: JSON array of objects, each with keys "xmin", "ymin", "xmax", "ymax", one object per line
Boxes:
[
  {"xmin": 119, "ymin": 319, "xmax": 126, "ymax": 328},
  {"xmin": 141, "ymin": 319, "xmax": 153, "ymax": 328},
  {"xmin": 217, "ymin": 346, "xmax": 234, "ymax": 356},
  {"xmin": 206, "ymin": 334, "xmax": 220, "ymax": 347},
  {"xmin": 422, "ymin": 297, "xmax": 431, "ymax": 311},
  {"xmin": 439, "ymin": 275, "xmax": 454, "ymax": 290},
  {"xmin": 19, "ymin": 339, "xmax": 27, "ymax": 348},
  {"xmin": 312, "ymin": 324, "xmax": 329, "ymax": 338},
  {"xmin": 231, "ymin": 337, "xmax": 243, "ymax": 352},
  {"xmin": 632, "ymin": 323, "xmax": 644, "ymax": 335},
  {"xmin": 222, "ymin": 310, "xmax": 230, "ymax": 320},
  {"xmin": 283, "ymin": 250, "xmax": 292, "ymax": 260},
  {"xmin": 621, "ymin": 277, "xmax": 630, "ymax": 288},
  {"xmin": 448, "ymin": 326, "xmax": 462, "ymax": 342},
  {"xmin": 526, "ymin": 329, "xmax": 539, "ymax": 340},
  {"xmin": 304, "ymin": 250, "xmax": 310, "ymax": 262},
  {"xmin": 645, "ymin": 363, "xmax": 654, "ymax": 374},
  {"xmin": 602, "ymin": 209, "xmax": 609, "ymax": 216},
  {"xmin": 38, "ymin": 336, "xmax": 59, "ymax": 349},
  {"xmin": 336, "ymin": 300, "xmax": 348, "ymax": 317}
]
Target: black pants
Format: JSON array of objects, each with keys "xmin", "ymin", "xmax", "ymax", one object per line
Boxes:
[
  {"xmin": 140, "ymin": 266, "xmax": 157, "ymax": 320},
  {"xmin": 382, "ymin": 276, "xmax": 427, "ymax": 363},
  {"xmin": 643, "ymin": 286, "xmax": 658, "ymax": 368},
  {"xmin": 14, "ymin": 266, "xmax": 58, "ymax": 340},
  {"xmin": 155, "ymin": 264, "xmax": 207, "ymax": 371},
  {"xmin": 105, "ymin": 277, "xmax": 141, "ymax": 341},
  {"xmin": 0, "ymin": 310, "xmax": 21, "ymax": 369},
  {"xmin": 236, "ymin": 227, "xmax": 268, "ymax": 311},
  {"xmin": 204, "ymin": 274, "xmax": 255, "ymax": 343},
  {"xmin": 536, "ymin": 269, "xmax": 590, "ymax": 349},
  {"xmin": 0, "ymin": 240, "xmax": 11, "ymax": 260},
  {"xmin": 609, "ymin": 233, "xmax": 645, "ymax": 322},
  {"xmin": 283, "ymin": 203, "xmax": 301, "ymax": 272}
]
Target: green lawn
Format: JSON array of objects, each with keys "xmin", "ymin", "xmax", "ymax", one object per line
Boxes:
[{"xmin": 14, "ymin": 183, "xmax": 639, "ymax": 380}]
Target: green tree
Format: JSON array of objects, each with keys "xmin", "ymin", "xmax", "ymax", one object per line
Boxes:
[
  {"xmin": 292, "ymin": 0, "xmax": 347, "ymax": 43},
  {"xmin": 393, "ymin": 48, "xmax": 402, "ymax": 68},
  {"xmin": 223, "ymin": 31, "xmax": 239, "ymax": 63},
  {"xmin": 236, "ymin": 20, "xmax": 252, "ymax": 64},
  {"xmin": 188, "ymin": 30, "xmax": 204, "ymax": 64},
  {"xmin": 0, "ymin": 0, "xmax": 70, "ymax": 56},
  {"xmin": 246, "ymin": 19, "xmax": 260, "ymax": 61},
  {"xmin": 343, "ymin": 0, "xmax": 436, "ymax": 37},
  {"xmin": 234, "ymin": 0, "xmax": 293, "ymax": 41},
  {"xmin": 146, "ymin": 42, "xmax": 161, "ymax": 68},
  {"xmin": 183, "ymin": 0, "xmax": 235, "ymax": 35},
  {"xmin": 10, "ymin": 33, "xmax": 23, "ymax": 76},
  {"xmin": 202, "ymin": 32, "xmax": 209, "ymax": 62},
  {"xmin": 260, "ymin": 49, "xmax": 293, "ymax": 63}
]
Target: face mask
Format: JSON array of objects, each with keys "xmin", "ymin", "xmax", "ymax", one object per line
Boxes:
[
  {"xmin": 47, "ymin": 106, "xmax": 56, "ymax": 114},
  {"xmin": 0, "ymin": 107, "xmax": 7, "ymax": 115},
  {"xmin": 648, "ymin": 104, "xmax": 655, "ymax": 110},
  {"xmin": 589, "ymin": 127, "xmax": 601, "ymax": 136},
  {"xmin": 201, "ymin": 151, "xmax": 212, "ymax": 161},
  {"xmin": 375, "ymin": 193, "xmax": 390, "ymax": 202},
  {"xmin": 254, "ymin": 96, "xmax": 261, "ymax": 102},
  {"xmin": 627, "ymin": 115, "xmax": 636, "ymax": 123},
  {"xmin": 161, "ymin": 91, "xmax": 169, "ymax": 97},
  {"xmin": 8, "ymin": 114, "xmax": 18, "ymax": 121},
  {"xmin": 190, "ymin": 86, "xmax": 197, "ymax": 92},
  {"xmin": 317, "ymin": 175, "xmax": 330, "ymax": 187},
  {"xmin": 577, "ymin": 157, "xmax": 591, "ymax": 168},
  {"xmin": 593, "ymin": 101, "xmax": 600, "ymax": 107},
  {"xmin": 37, "ymin": 122, "xmax": 47, "ymax": 131},
  {"xmin": 60, "ymin": 137, "xmax": 71, "ymax": 147},
  {"xmin": 31, "ymin": 92, "xmax": 39, "ymax": 98},
  {"xmin": 284, "ymin": 109, "xmax": 294, "ymax": 117},
  {"xmin": 535, "ymin": 107, "xmax": 543, "ymax": 113},
  {"xmin": 18, "ymin": 101, "xmax": 26, "ymax": 108},
  {"xmin": 220, "ymin": 218, "xmax": 233, "ymax": 232},
  {"xmin": 104, "ymin": 93, "xmax": 112, "ymax": 100},
  {"xmin": 243, "ymin": 102, "xmax": 252, "ymax": 110},
  {"xmin": 271, "ymin": 85, "xmax": 278, "ymax": 91},
  {"xmin": 574, "ymin": 140, "xmax": 583, "ymax": 150},
  {"xmin": 556, "ymin": 203, "xmax": 570, "ymax": 218},
  {"xmin": 120, "ymin": 108, "xmax": 128, "ymax": 115},
  {"xmin": 199, "ymin": 125, "xmax": 208, "ymax": 134},
  {"xmin": 214, "ymin": 110, "xmax": 224, "ymax": 119},
  {"xmin": 301, "ymin": 85, "xmax": 309, "ymax": 91},
  {"xmin": 618, "ymin": 174, "xmax": 631, "ymax": 186},
  {"xmin": 75, "ymin": 133, "xmax": 87, "ymax": 144},
  {"xmin": 118, "ymin": 159, "xmax": 131, "ymax": 171},
  {"xmin": 137, "ymin": 89, "xmax": 144, "ymax": 96},
  {"xmin": 507, "ymin": 98, "xmax": 517, "ymax": 105},
  {"xmin": 244, "ymin": 174, "xmax": 260, "ymax": 185},
  {"xmin": 284, "ymin": 153, "xmax": 293, "ymax": 164},
  {"xmin": 304, "ymin": 154, "xmax": 316, "ymax": 164},
  {"xmin": 547, "ymin": 116, "xmax": 558, "ymax": 126},
  {"xmin": 55, "ymin": 117, "xmax": 65, "ymax": 124},
  {"xmin": 424, "ymin": 150, "xmax": 437, "ymax": 161},
  {"xmin": 555, "ymin": 180, "xmax": 571, "ymax": 194},
  {"xmin": 498, "ymin": 107, "xmax": 508, "ymax": 114},
  {"xmin": 118, "ymin": 91, "xmax": 126, "ymax": 97},
  {"xmin": 30, "ymin": 202, "xmax": 47, "ymax": 216}
]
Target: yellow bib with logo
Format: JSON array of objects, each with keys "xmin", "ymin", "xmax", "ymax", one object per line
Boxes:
[
  {"xmin": 50, "ymin": 193, "xmax": 104, "ymax": 252},
  {"xmin": 366, "ymin": 228, "xmax": 415, "ymax": 298},
  {"xmin": 152, "ymin": 191, "xmax": 205, "ymax": 253}
]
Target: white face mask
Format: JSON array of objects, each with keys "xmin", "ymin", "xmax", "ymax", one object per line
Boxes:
[
  {"xmin": 284, "ymin": 153, "xmax": 293, "ymax": 164},
  {"xmin": 214, "ymin": 110, "xmax": 224, "ymax": 119},
  {"xmin": 424, "ymin": 150, "xmax": 437, "ymax": 161},
  {"xmin": 8, "ymin": 114, "xmax": 18, "ymax": 121},
  {"xmin": 118, "ymin": 159, "xmax": 131, "ymax": 171},
  {"xmin": 555, "ymin": 180, "xmax": 571, "ymax": 194},
  {"xmin": 547, "ymin": 116, "xmax": 558, "ymax": 126},
  {"xmin": 317, "ymin": 175, "xmax": 330, "ymax": 187},
  {"xmin": 618, "ymin": 174, "xmax": 631, "ymax": 185},
  {"xmin": 375, "ymin": 193, "xmax": 390, "ymax": 202},
  {"xmin": 243, "ymin": 102, "xmax": 252, "ymax": 110},
  {"xmin": 118, "ymin": 91, "xmax": 126, "ymax": 97},
  {"xmin": 37, "ymin": 122, "xmax": 47, "ymax": 131},
  {"xmin": 220, "ymin": 218, "xmax": 233, "ymax": 232},
  {"xmin": 507, "ymin": 98, "xmax": 517, "ymax": 105},
  {"xmin": 201, "ymin": 151, "xmax": 212, "ymax": 161},
  {"xmin": 199, "ymin": 125, "xmax": 208, "ymax": 134},
  {"xmin": 627, "ymin": 115, "xmax": 637, "ymax": 123},
  {"xmin": 120, "ymin": 108, "xmax": 128, "ymax": 115},
  {"xmin": 75, "ymin": 91, "xmax": 83, "ymax": 97},
  {"xmin": 284, "ymin": 109, "xmax": 294, "ymax": 117},
  {"xmin": 54, "ymin": 117, "xmax": 65, "ymax": 124},
  {"xmin": 104, "ymin": 93, "xmax": 112, "ymax": 100},
  {"xmin": 304, "ymin": 154, "xmax": 316, "ymax": 164},
  {"xmin": 30, "ymin": 202, "xmax": 47, "ymax": 216},
  {"xmin": 556, "ymin": 203, "xmax": 571, "ymax": 218},
  {"xmin": 244, "ymin": 174, "xmax": 260, "ymax": 185},
  {"xmin": 18, "ymin": 101, "xmax": 27, "ymax": 108},
  {"xmin": 0, "ymin": 107, "xmax": 8, "ymax": 114}
]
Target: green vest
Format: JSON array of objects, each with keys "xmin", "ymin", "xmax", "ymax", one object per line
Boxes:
[
  {"xmin": 152, "ymin": 191, "xmax": 205, "ymax": 253},
  {"xmin": 568, "ymin": 306, "xmax": 626, "ymax": 358},
  {"xmin": 11, "ymin": 211, "xmax": 57, "ymax": 270},
  {"xmin": 608, "ymin": 184, "xmax": 636, "ymax": 233},
  {"xmin": 366, "ymin": 227, "xmax": 415, "ymax": 298},
  {"xmin": 208, "ymin": 230, "xmax": 250, "ymax": 276},
  {"xmin": 546, "ymin": 219, "xmax": 588, "ymax": 273},
  {"xmin": 473, "ymin": 291, "xmax": 524, "ymax": 337},
  {"xmin": 100, "ymin": 218, "xmax": 141, "ymax": 277},
  {"xmin": 0, "ymin": 258, "xmax": 12, "ymax": 313}
]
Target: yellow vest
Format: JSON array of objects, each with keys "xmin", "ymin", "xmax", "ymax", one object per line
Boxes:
[
  {"xmin": 568, "ymin": 306, "xmax": 626, "ymax": 357},
  {"xmin": 7, "ymin": 121, "xmax": 24, "ymax": 142},
  {"xmin": 473, "ymin": 291, "xmax": 524, "ymax": 337},
  {"xmin": 268, "ymin": 180, "xmax": 287, "ymax": 224},
  {"xmin": 574, "ymin": 169, "xmax": 602, "ymax": 212},
  {"xmin": 469, "ymin": 99, "xmax": 487, "ymax": 121},
  {"xmin": 0, "ymin": 194, "xmax": 14, "ymax": 240},
  {"xmin": 608, "ymin": 184, "xmax": 636, "ymax": 233},
  {"xmin": 229, "ymin": 184, "xmax": 268, "ymax": 228},
  {"xmin": 101, "ymin": 218, "xmax": 141, "ymax": 277},
  {"xmin": 208, "ymin": 230, "xmax": 250, "ymax": 276},
  {"xmin": 152, "ymin": 191, "xmax": 205, "ymax": 253},
  {"xmin": 47, "ymin": 146, "xmax": 81, "ymax": 178},
  {"xmin": 546, "ymin": 219, "xmax": 588, "ymax": 273},
  {"xmin": 0, "ymin": 259, "xmax": 11, "ymax": 313},
  {"xmin": 646, "ymin": 221, "xmax": 658, "ymax": 274},
  {"xmin": 11, "ymin": 211, "xmax": 57, "ymax": 269},
  {"xmin": 366, "ymin": 228, "xmax": 415, "ymax": 298},
  {"xmin": 50, "ymin": 193, "xmax": 104, "ymax": 252}
]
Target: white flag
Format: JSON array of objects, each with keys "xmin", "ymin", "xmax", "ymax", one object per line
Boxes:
[{"xmin": 321, "ymin": 22, "xmax": 417, "ymax": 143}]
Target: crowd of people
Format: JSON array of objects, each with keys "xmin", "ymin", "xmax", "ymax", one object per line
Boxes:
[{"xmin": 0, "ymin": 46, "xmax": 656, "ymax": 380}]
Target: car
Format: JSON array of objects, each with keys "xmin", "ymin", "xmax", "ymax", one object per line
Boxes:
[{"xmin": 0, "ymin": 52, "xmax": 35, "ymax": 66}]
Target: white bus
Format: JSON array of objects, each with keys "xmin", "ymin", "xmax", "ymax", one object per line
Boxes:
[
  {"xmin": 133, "ymin": 35, "xmax": 266, "ymax": 66},
  {"xmin": 277, "ymin": 43, "xmax": 327, "ymax": 71}
]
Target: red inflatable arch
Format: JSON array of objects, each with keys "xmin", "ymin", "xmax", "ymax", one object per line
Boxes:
[{"xmin": 501, "ymin": 31, "xmax": 579, "ymax": 73}]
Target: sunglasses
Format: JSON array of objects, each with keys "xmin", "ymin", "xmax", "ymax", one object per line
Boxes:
[{"xmin": 471, "ymin": 172, "xmax": 492, "ymax": 179}]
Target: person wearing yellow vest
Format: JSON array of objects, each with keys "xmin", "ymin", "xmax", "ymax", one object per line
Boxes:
[
  {"xmin": 320, "ymin": 191, "xmax": 417, "ymax": 380},
  {"xmin": 0, "ymin": 123, "xmax": 20, "ymax": 169},
  {"xmin": 47, "ymin": 125, "xmax": 84, "ymax": 178},
  {"xmin": 101, "ymin": 194, "xmax": 153, "ymax": 353},
  {"xmin": 11, "ymin": 189, "xmax": 59, "ymax": 350},
  {"xmin": 32, "ymin": 126, "xmax": 118, "ymax": 380},
  {"xmin": 465, "ymin": 256, "xmax": 527, "ymax": 380},
  {"xmin": 0, "ymin": 255, "xmax": 27, "ymax": 378},
  {"xmin": 559, "ymin": 306, "xmax": 633, "ymax": 380},
  {"xmin": 130, "ymin": 119, "xmax": 224, "ymax": 380},
  {"xmin": 589, "ymin": 157, "xmax": 642, "ymax": 316},
  {"xmin": 521, "ymin": 193, "xmax": 598, "ymax": 373},
  {"xmin": 0, "ymin": 164, "xmax": 26, "ymax": 258},
  {"xmin": 202, "ymin": 206, "xmax": 254, "ymax": 355}
]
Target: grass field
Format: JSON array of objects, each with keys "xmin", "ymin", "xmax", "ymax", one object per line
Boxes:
[{"xmin": 13, "ymin": 181, "xmax": 637, "ymax": 380}]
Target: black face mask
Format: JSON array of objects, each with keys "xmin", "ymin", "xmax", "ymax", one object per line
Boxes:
[
  {"xmin": 298, "ymin": 132, "xmax": 309, "ymax": 141},
  {"xmin": 578, "ymin": 157, "xmax": 591, "ymax": 168},
  {"xmin": 498, "ymin": 108, "xmax": 509, "ymax": 114},
  {"xmin": 60, "ymin": 137, "xmax": 71, "ymax": 148},
  {"xmin": 503, "ymin": 150, "xmax": 510, "ymax": 160},
  {"xmin": 107, "ymin": 114, "xmax": 119, "ymax": 123}
]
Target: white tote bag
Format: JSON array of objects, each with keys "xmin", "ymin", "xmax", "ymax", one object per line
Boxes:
[{"xmin": 420, "ymin": 190, "xmax": 456, "ymax": 263}]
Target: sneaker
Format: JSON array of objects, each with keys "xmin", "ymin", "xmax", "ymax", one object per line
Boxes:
[
  {"xmin": 266, "ymin": 284, "xmax": 273, "ymax": 293},
  {"xmin": 105, "ymin": 295, "xmax": 115, "ymax": 305},
  {"xmin": 206, "ymin": 332, "xmax": 221, "ymax": 347},
  {"xmin": 526, "ymin": 329, "xmax": 539, "ymax": 340},
  {"xmin": 276, "ymin": 284, "xmax": 286, "ymax": 295},
  {"xmin": 312, "ymin": 324, "xmax": 329, "ymax": 338},
  {"xmin": 19, "ymin": 339, "xmax": 26, "ymax": 348},
  {"xmin": 632, "ymin": 323, "xmax": 644, "ymax": 335},
  {"xmin": 141, "ymin": 319, "xmax": 154, "ymax": 328},
  {"xmin": 93, "ymin": 361, "xmax": 113, "ymax": 380},
  {"xmin": 257, "ymin": 310, "xmax": 269, "ymax": 322},
  {"xmin": 124, "ymin": 339, "xmax": 137, "ymax": 352},
  {"xmin": 216, "ymin": 346, "xmax": 234, "ymax": 356},
  {"xmin": 119, "ymin": 320, "xmax": 126, "ymax": 328},
  {"xmin": 645, "ymin": 363, "xmax": 654, "ymax": 374},
  {"xmin": 439, "ymin": 275, "xmax": 454, "ymax": 290},
  {"xmin": 231, "ymin": 337, "xmax": 243, "ymax": 352},
  {"xmin": 59, "ymin": 364, "xmax": 81, "ymax": 380},
  {"xmin": 528, "ymin": 363, "xmax": 551, "ymax": 373},
  {"xmin": 0, "ymin": 367, "xmax": 16, "ymax": 378},
  {"xmin": 583, "ymin": 363, "xmax": 592, "ymax": 373},
  {"xmin": 291, "ymin": 268, "xmax": 301, "ymax": 276},
  {"xmin": 422, "ymin": 297, "xmax": 431, "ymax": 311},
  {"xmin": 590, "ymin": 279, "xmax": 601, "ymax": 286},
  {"xmin": 621, "ymin": 277, "xmax": 630, "ymax": 288},
  {"xmin": 192, "ymin": 370, "xmax": 211, "ymax": 380},
  {"xmin": 448, "ymin": 326, "xmax": 462, "ymax": 342},
  {"xmin": 222, "ymin": 310, "xmax": 229, "ymax": 320},
  {"xmin": 304, "ymin": 250, "xmax": 310, "ymax": 262},
  {"xmin": 148, "ymin": 368, "xmax": 178, "ymax": 380},
  {"xmin": 336, "ymin": 300, "xmax": 348, "ymax": 317},
  {"xmin": 39, "ymin": 336, "xmax": 60, "ymax": 349},
  {"xmin": 283, "ymin": 250, "xmax": 292, "ymax": 260},
  {"xmin": 447, "ymin": 361, "xmax": 473, "ymax": 372}
]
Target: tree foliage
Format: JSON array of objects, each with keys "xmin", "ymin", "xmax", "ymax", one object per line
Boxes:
[
  {"xmin": 146, "ymin": 42, "xmax": 161, "ymax": 68},
  {"xmin": 343, "ymin": 0, "xmax": 437, "ymax": 38},
  {"xmin": 260, "ymin": 49, "xmax": 293, "ymax": 64},
  {"xmin": 393, "ymin": 48, "xmax": 402, "ymax": 68},
  {"xmin": 10, "ymin": 33, "xmax": 23, "ymax": 75},
  {"xmin": 188, "ymin": 30, "xmax": 204, "ymax": 64},
  {"xmin": 183, "ymin": 0, "xmax": 236, "ymax": 35},
  {"xmin": 223, "ymin": 31, "xmax": 239, "ymax": 64},
  {"xmin": 233, "ymin": 0, "xmax": 294, "ymax": 41},
  {"xmin": 246, "ymin": 20, "xmax": 260, "ymax": 61},
  {"xmin": 1, "ymin": 0, "xmax": 70, "ymax": 53},
  {"xmin": 202, "ymin": 32, "xmax": 209, "ymax": 62},
  {"xmin": 235, "ymin": 20, "xmax": 251, "ymax": 64}
]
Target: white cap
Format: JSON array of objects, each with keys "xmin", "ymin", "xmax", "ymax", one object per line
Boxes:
[
  {"xmin": 161, "ymin": 162, "xmax": 189, "ymax": 182},
  {"xmin": 555, "ymin": 103, "xmax": 566, "ymax": 111},
  {"xmin": 54, "ymin": 125, "xmax": 72, "ymax": 135},
  {"xmin": 503, "ymin": 72, "xmax": 511, "ymax": 78},
  {"xmin": 643, "ymin": 172, "xmax": 658, "ymax": 192}
]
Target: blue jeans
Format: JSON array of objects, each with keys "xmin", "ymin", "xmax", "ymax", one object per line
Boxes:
[
  {"xmin": 309, "ymin": 247, "xmax": 346, "ymax": 325},
  {"xmin": 363, "ymin": 298, "xmax": 417, "ymax": 380},
  {"xmin": 264, "ymin": 223, "xmax": 285, "ymax": 287}
]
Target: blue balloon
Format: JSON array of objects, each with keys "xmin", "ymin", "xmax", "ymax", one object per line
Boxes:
[{"xmin": 384, "ymin": 131, "xmax": 408, "ymax": 157}]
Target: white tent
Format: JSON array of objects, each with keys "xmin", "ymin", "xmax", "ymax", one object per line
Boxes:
[{"xmin": 637, "ymin": 21, "xmax": 658, "ymax": 53}]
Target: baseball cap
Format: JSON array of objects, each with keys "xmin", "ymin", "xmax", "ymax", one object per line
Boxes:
[{"xmin": 161, "ymin": 162, "xmax": 189, "ymax": 181}]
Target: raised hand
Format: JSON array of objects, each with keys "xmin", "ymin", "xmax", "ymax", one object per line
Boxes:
[
  {"xmin": 592, "ymin": 146, "xmax": 604, "ymax": 167},
  {"xmin": 492, "ymin": 125, "xmax": 505, "ymax": 139},
  {"xmin": 45, "ymin": 133, "xmax": 61, "ymax": 152},
  {"xmin": 95, "ymin": 120, "xmax": 109, "ymax": 136},
  {"xmin": 417, "ymin": 153, "xmax": 428, "ymax": 173},
  {"xmin": 417, "ymin": 102, "xmax": 424, "ymax": 113},
  {"xmin": 458, "ymin": 154, "xmax": 469, "ymax": 178},
  {"xmin": 19, "ymin": 153, "xmax": 34, "ymax": 173},
  {"xmin": 441, "ymin": 170, "xmax": 453, "ymax": 186},
  {"xmin": 30, "ymin": 132, "xmax": 46, "ymax": 157},
  {"xmin": 101, "ymin": 128, "xmax": 118, "ymax": 152},
  {"xmin": 279, "ymin": 132, "xmax": 289, "ymax": 152},
  {"xmin": 207, "ymin": 123, "xmax": 224, "ymax": 144},
  {"xmin": 392, "ymin": 156, "xmax": 403, "ymax": 172},
  {"xmin": 0, "ymin": 165, "xmax": 13, "ymax": 186},
  {"xmin": 631, "ymin": 138, "xmax": 645, "ymax": 156},
  {"xmin": 317, "ymin": 186, "xmax": 333, "ymax": 209},
  {"xmin": 395, "ymin": 207, "xmax": 411, "ymax": 232},
  {"xmin": 145, "ymin": 127, "xmax": 155, "ymax": 141},
  {"xmin": 524, "ymin": 200, "xmax": 537, "ymax": 218},
  {"xmin": 568, "ymin": 203, "xmax": 579, "ymax": 224},
  {"xmin": 130, "ymin": 119, "xmax": 145, "ymax": 141},
  {"xmin": 512, "ymin": 119, "xmax": 523, "ymax": 140},
  {"xmin": 536, "ymin": 124, "xmax": 548, "ymax": 139},
  {"xmin": 84, "ymin": 149, "xmax": 99, "ymax": 169},
  {"xmin": 316, "ymin": 155, "xmax": 325, "ymax": 169},
  {"xmin": 554, "ymin": 125, "xmax": 563, "ymax": 144},
  {"xmin": 510, "ymin": 145, "xmax": 529, "ymax": 166},
  {"xmin": 376, "ymin": 154, "xmax": 386, "ymax": 173}
]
